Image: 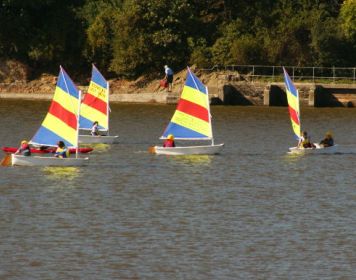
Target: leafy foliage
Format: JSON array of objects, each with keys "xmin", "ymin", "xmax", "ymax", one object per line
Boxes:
[
  {"xmin": 339, "ymin": 0, "xmax": 356, "ymax": 40},
  {"xmin": 0, "ymin": 0, "xmax": 354, "ymax": 77},
  {"xmin": 0, "ymin": 0, "xmax": 86, "ymax": 73}
]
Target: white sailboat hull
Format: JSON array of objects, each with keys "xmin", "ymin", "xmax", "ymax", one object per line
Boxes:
[
  {"xmin": 78, "ymin": 135, "xmax": 118, "ymax": 144},
  {"xmin": 12, "ymin": 154, "xmax": 89, "ymax": 166},
  {"xmin": 153, "ymin": 143, "xmax": 224, "ymax": 155},
  {"xmin": 289, "ymin": 144, "xmax": 338, "ymax": 154}
]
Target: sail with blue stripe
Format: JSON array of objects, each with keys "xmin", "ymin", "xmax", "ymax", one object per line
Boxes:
[
  {"xmin": 161, "ymin": 67, "xmax": 212, "ymax": 140},
  {"xmin": 79, "ymin": 65, "xmax": 109, "ymax": 132},
  {"xmin": 30, "ymin": 66, "xmax": 80, "ymax": 148},
  {"xmin": 283, "ymin": 67, "xmax": 301, "ymax": 140}
]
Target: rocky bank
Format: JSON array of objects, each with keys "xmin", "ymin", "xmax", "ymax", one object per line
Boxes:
[{"xmin": 0, "ymin": 60, "xmax": 224, "ymax": 97}]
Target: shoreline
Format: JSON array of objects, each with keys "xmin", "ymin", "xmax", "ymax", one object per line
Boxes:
[
  {"xmin": 0, "ymin": 92, "xmax": 177, "ymax": 104},
  {"xmin": 2, "ymin": 81, "xmax": 356, "ymax": 107}
]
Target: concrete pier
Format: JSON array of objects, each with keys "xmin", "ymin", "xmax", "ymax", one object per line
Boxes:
[
  {"xmin": 0, "ymin": 92, "xmax": 175, "ymax": 104},
  {"xmin": 314, "ymin": 85, "xmax": 356, "ymax": 107},
  {"xmin": 1, "ymin": 82, "xmax": 356, "ymax": 106},
  {"xmin": 262, "ymin": 83, "xmax": 356, "ymax": 107}
]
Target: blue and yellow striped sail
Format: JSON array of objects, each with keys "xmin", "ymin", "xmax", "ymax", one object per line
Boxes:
[
  {"xmin": 283, "ymin": 67, "xmax": 301, "ymax": 140},
  {"xmin": 79, "ymin": 65, "xmax": 108, "ymax": 131},
  {"xmin": 161, "ymin": 67, "xmax": 212, "ymax": 140},
  {"xmin": 30, "ymin": 66, "xmax": 80, "ymax": 148}
]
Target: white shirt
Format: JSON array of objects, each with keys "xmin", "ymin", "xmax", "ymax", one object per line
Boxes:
[
  {"xmin": 165, "ymin": 67, "xmax": 173, "ymax": 75},
  {"xmin": 91, "ymin": 124, "xmax": 99, "ymax": 135}
]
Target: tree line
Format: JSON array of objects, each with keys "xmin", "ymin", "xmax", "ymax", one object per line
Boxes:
[{"xmin": 0, "ymin": 0, "xmax": 355, "ymax": 78}]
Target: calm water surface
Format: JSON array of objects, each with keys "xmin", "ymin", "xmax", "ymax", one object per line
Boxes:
[{"xmin": 0, "ymin": 100, "xmax": 355, "ymax": 279}]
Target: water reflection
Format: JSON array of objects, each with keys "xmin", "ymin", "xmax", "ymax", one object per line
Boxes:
[
  {"xmin": 284, "ymin": 152, "xmax": 304, "ymax": 161},
  {"xmin": 42, "ymin": 166, "xmax": 81, "ymax": 181},
  {"xmin": 169, "ymin": 155, "xmax": 213, "ymax": 165},
  {"xmin": 1, "ymin": 102, "xmax": 355, "ymax": 279},
  {"xmin": 81, "ymin": 143, "xmax": 111, "ymax": 153}
]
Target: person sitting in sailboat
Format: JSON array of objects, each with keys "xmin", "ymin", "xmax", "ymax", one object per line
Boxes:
[
  {"xmin": 298, "ymin": 131, "xmax": 315, "ymax": 148},
  {"xmin": 54, "ymin": 141, "xmax": 69, "ymax": 158},
  {"xmin": 319, "ymin": 132, "xmax": 334, "ymax": 147},
  {"xmin": 163, "ymin": 134, "xmax": 175, "ymax": 148},
  {"xmin": 91, "ymin": 121, "xmax": 100, "ymax": 136},
  {"xmin": 15, "ymin": 140, "xmax": 31, "ymax": 156}
]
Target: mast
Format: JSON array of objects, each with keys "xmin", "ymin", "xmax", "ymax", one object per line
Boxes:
[
  {"xmin": 106, "ymin": 81, "xmax": 110, "ymax": 135},
  {"xmin": 206, "ymin": 85, "xmax": 214, "ymax": 146},
  {"xmin": 297, "ymin": 88, "xmax": 301, "ymax": 139},
  {"xmin": 76, "ymin": 90, "xmax": 82, "ymax": 158}
]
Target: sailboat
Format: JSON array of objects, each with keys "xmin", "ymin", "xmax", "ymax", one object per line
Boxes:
[
  {"xmin": 151, "ymin": 67, "xmax": 224, "ymax": 155},
  {"xmin": 78, "ymin": 65, "xmax": 118, "ymax": 144},
  {"xmin": 12, "ymin": 66, "xmax": 89, "ymax": 166},
  {"xmin": 283, "ymin": 67, "xmax": 337, "ymax": 154},
  {"xmin": 1, "ymin": 146, "xmax": 93, "ymax": 154}
]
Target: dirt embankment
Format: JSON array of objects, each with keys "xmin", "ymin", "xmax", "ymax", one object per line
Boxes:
[{"xmin": 0, "ymin": 60, "xmax": 224, "ymax": 95}]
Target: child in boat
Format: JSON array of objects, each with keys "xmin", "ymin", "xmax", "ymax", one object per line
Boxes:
[
  {"xmin": 319, "ymin": 132, "xmax": 334, "ymax": 147},
  {"xmin": 54, "ymin": 141, "xmax": 69, "ymax": 158},
  {"xmin": 299, "ymin": 131, "xmax": 315, "ymax": 148},
  {"xmin": 15, "ymin": 140, "xmax": 31, "ymax": 156},
  {"xmin": 163, "ymin": 134, "xmax": 175, "ymax": 147},
  {"xmin": 91, "ymin": 121, "xmax": 99, "ymax": 136}
]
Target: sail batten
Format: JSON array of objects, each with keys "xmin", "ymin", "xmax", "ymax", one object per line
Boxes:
[
  {"xmin": 283, "ymin": 67, "xmax": 301, "ymax": 140},
  {"xmin": 30, "ymin": 67, "xmax": 80, "ymax": 148},
  {"xmin": 161, "ymin": 67, "xmax": 212, "ymax": 140},
  {"xmin": 79, "ymin": 65, "xmax": 109, "ymax": 131}
]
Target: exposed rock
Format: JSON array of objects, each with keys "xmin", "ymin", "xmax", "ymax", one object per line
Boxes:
[
  {"xmin": 0, "ymin": 59, "xmax": 30, "ymax": 83},
  {"xmin": 0, "ymin": 62, "xmax": 259, "ymax": 104}
]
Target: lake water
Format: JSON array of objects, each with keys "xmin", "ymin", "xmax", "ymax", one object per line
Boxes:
[{"xmin": 0, "ymin": 100, "xmax": 355, "ymax": 279}]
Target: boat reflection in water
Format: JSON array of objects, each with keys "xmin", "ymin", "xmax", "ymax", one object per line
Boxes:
[
  {"xmin": 81, "ymin": 143, "xmax": 111, "ymax": 153},
  {"xmin": 42, "ymin": 166, "xmax": 81, "ymax": 182},
  {"xmin": 170, "ymin": 154, "xmax": 213, "ymax": 166}
]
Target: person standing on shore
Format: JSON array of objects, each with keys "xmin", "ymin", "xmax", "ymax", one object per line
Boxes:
[{"xmin": 164, "ymin": 65, "xmax": 174, "ymax": 92}]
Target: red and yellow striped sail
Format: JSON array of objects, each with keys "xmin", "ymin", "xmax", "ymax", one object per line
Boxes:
[
  {"xmin": 30, "ymin": 66, "xmax": 80, "ymax": 147},
  {"xmin": 283, "ymin": 67, "xmax": 301, "ymax": 140},
  {"xmin": 161, "ymin": 67, "xmax": 212, "ymax": 140},
  {"xmin": 79, "ymin": 65, "xmax": 108, "ymax": 131}
]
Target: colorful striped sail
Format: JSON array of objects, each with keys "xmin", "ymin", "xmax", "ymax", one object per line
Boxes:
[
  {"xmin": 161, "ymin": 67, "xmax": 212, "ymax": 140},
  {"xmin": 283, "ymin": 67, "xmax": 301, "ymax": 140},
  {"xmin": 79, "ymin": 65, "xmax": 109, "ymax": 132},
  {"xmin": 30, "ymin": 66, "xmax": 80, "ymax": 148}
]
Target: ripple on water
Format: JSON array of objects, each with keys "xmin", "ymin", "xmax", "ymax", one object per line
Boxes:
[{"xmin": 0, "ymin": 103, "xmax": 355, "ymax": 279}]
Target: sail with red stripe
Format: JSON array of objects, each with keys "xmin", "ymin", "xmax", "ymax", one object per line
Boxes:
[
  {"xmin": 283, "ymin": 67, "xmax": 301, "ymax": 140},
  {"xmin": 79, "ymin": 65, "xmax": 109, "ymax": 132},
  {"xmin": 161, "ymin": 67, "xmax": 212, "ymax": 140},
  {"xmin": 30, "ymin": 66, "xmax": 80, "ymax": 148}
]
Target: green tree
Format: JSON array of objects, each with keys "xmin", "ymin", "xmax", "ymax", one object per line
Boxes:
[
  {"xmin": 0, "ymin": 0, "xmax": 354, "ymax": 77},
  {"xmin": 230, "ymin": 35, "xmax": 263, "ymax": 65},
  {"xmin": 188, "ymin": 38, "xmax": 212, "ymax": 68},
  {"xmin": 339, "ymin": 0, "xmax": 356, "ymax": 40},
  {"xmin": 210, "ymin": 20, "xmax": 244, "ymax": 65},
  {"xmin": 0, "ymin": 0, "xmax": 86, "ymax": 73},
  {"xmin": 79, "ymin": 0, "xmax": 123, "ymax": 73},
  {"xmin": 110, "ymin": 0, "xmax": 196, "ymax": 76}
]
